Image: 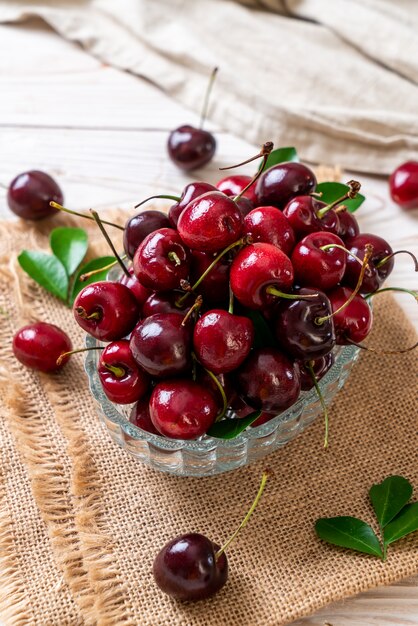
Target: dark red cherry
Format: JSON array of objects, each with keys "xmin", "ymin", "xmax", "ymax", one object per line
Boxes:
[
  {"xmin": 336, "ymin": 209, "xmax": 360, "ymax": 241},
  {"xmin": 237, "ymin": 347, "xmax": 300, "ymax": 412},
  {"xmin": 177, "ymin": 191, "xmax": 243, "ymax": 252},
  {"xmin": 216, "ymin": 174, "xmax": 258, "ymax": 204},
  {"xmin": 250, "ymin": 412, "xmax": 276, "ymax": 428},
  {"xmin": 297, "ymin": 354, "xmax": 334, "ymax": 391},
  {"xmin": 12, "ymin": 322, "xmax": 72, "ymax": 372},
  {"xmin": 129, "ymin": 313, "xmax": 191, "ymax": 378},
  {"xmin": 327, "ymin": 286, "xmax": 373, "ymax": 344},
  {"xmin": 273, "ymin": 288, "xmax": 336, "ymax": 360},
  {"xmin": 190, "ymin": 250, "xmax": 230, "ymax": 304},
  {"xmin": 149, "ymin": 379, "xmax": 218, "ymax": 439},
  {"xmin": 343, "ymin": 233, "xmax": 394, "ymax": 294},
  {"xmin": 167, "ymin": 125, "xmax": 216, "ymax": 171},
  {"xmin": 168, "ymin": 182, "xmax": 217, "ymax": 227},
  {"xmin": 283, "ymin": 195, "xmax": 340, "ymax": 239},
  {"xmin": 73, "ymin": 282, "xmax": 139, "ymax": 341},
  {"xmin": 244, "ymin": 206, "xmax": 295, "ymax": 256},
  {"xmin": 133, "ymin": 228, "xmax": 190, "ymax": 291},
  {"xmin": 123, "ymin": 210, "xmax": 171, "ymax": 259},
  {"xmin": 142, "ymin": 292, "xmax": 190, "ymax": 318},
  {"xmin": 129, "ymin": 396, "xmax": 160, "ymax": 435},
  {"xmin": 98, "ymin": 340, "xmax": 150, "ymax": 404},
  {"xmin": 230, "ymin": 242, "xmax": 294, "ymax": 310},
  {"xmin": 118, "ymin": 268, "xmax": 151, "ymax": 308},
  {"xmin": 389, "ymin": 161, "xmax": 418, "ymax": 210},
  {"xmin": 7, "ymin": 170, "xmax": 63, "ymax": 220},
  {"xmin": 234, "ymin": 196, "xmax": 255, "ymax": 218},
  {"xmin": 255, "ymin": 162, "xmax": 317, "ymax": 209},
  {"xmin": 291, "ymin": 232, "xmax": 347, "ymax": 291},
  {"xmin": 197, "ymin": 371, "xmax": 238, "ymax": 412},
  {"xmin": 193, "ymin": 310, "xmax": 254, "ymax": 374},
  {"xmin": 153, "ymin": 533, "xmax": 227, "ymax": 601}
]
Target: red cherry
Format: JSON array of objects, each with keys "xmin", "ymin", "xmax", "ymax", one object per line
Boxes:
[
  {"xmin": 118, "ymin": 269, "xmax": 151, "ymax": 308},
  {"xmin": 133, "ymin": 228, "xmax": 190, "ymax": 291},
  {"xmin": 12, "ymin": 322, "xmax": 72, "ymax": 372},
  {"xmin": 230, "ymin": 242, "xmax": 294, "ymax": 309},
  {"xmin": 123, "ymin": 210, "xmax": 171, "ymax": 259},
  {"xmin": 283, "ymin": 195, "xmax": 340, "ymax": 239},
  {"xmin": 98, "ymin": 341, "xmax": 150, "ymax": 404},
  {"xmin": 193, "ymin": 310, "xmax": 254, "ymax": 374},
  {"xmin": 142, "ymin": 292, "xmax": 190, "ymax": 318},
  {"xmin": 327, "ymin": 286, "xmax": 373, "ymax": 344},
  {"xmin": 389, "ymin": 161, "xmax": 418, "ymax": 210},
  {"xmin": 216, "ymin": 174, "xmax": 258, "ymax": 203},
  {"xmin": 7, "ymin": 170, "xmax": 63, "ymax": 220},
  {"xmin": 190, "ymin": 250, "xmax": 230, "ymax": 304},
  {"xmin": 343, "ymin": 233, "xmax": 394, "ymax": 294},
  {"xmin": 336, "ymin": 209, "xmax": 360, "ymax": 242},
  {"xmin": 255, "ymin": 162, "xmax": 317, "ymax": 209},
  {"xmin": 129, "ymin": 396, "xmax": 160, "ymax": 435},
  {"xmin": 168, "ymin": 182, "xmax": 217, "ymax": 227},
  {"xmin": 149, "ymin": 379, "xmax": 218, "ymax": 439},
  {"xmin": 73, "ymin": 282, "xmax": 139, "ymax": 341},
  {"xmin": 291, "ymin": 232, "xmax": 347, "ymax": 291},
  {"xmin": 167, "ymin": 125, "xmax": 216, "ymax": 171},
  {"xmin": 244, "ymin": 205, "xmax": 295, "ymax": 256},
  {"xmin": 297, "ymin": 354, "xmax": 334, "ymax": 391}
]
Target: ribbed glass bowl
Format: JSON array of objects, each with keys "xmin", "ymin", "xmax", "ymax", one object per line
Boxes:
[{"xmin": 84, "ymin": 336, "xmax": 361, "ymax": 476}]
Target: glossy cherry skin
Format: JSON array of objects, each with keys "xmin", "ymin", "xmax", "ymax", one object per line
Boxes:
[
  {"xmin": 153, "ymin": 533, "xmax": 228, "ymax": 601},
  {"xmin": 12, "ymin": 322, "xmax": 72, "ymax": 372},
  {"xmin": 119, "ymin": 269, "xmax": 151, "ymax": 308},
  {"xmin": 291, "ymin": 232, "xmax": 347, "ymax": 291},
  {"xmin": 336, "ymin": 209, "xmax": 359, "ymax": 242},
  {"xmin": 168, "ymin": 182, "xmax": 217, "ymax": 227},
  {"xmin": 343, "ymin": 233, "xmax": 394, "ymax": 294},
  {"xmin": 7, "ymin": 170, "xmax": 63, "ymax": 220},
  {"xmin": 389, "ymin": 161, "xmax": 418, "ymax": 210},
  {"xmin": 327, "ymin": 286, "xmax": 373, "ymax": 344},
  {"xmin": 142, "ymin": 292, "xmax": 190, "ymax": 318},
  {"xmin": 216, "ymin": 174, "xmax": 258, "ymax": 204},
  {"xmin": 98, "ymin": 341, "xmax": 150, "ymax": 404},
  {"xmin": 190, "ymin": 250, "xmax": 230, "ymax": 304},
  {"xmin": 133, "ymin": 228, "xmax": 190, "ymax": 291},
  {"xmin": 129, "ymin": 313, "xmax": 192, "ymax": 378},
  {"xmin": 244, "ymin": 206, "xmax": 295, "ymax": 256},
  {"xmin": 296, "ymin": 353, "xmax": 334, "ymax": 391},
  {"xmin": 129, "ymin": 396, "xmax": 160, "ymax": 435},
  {"xmin": 73, "ymin": 282, "xmax": 139, "ymax": 341},
  {"xmin": 255, "ymin": 162, "xmax": 317, "ymax": 209},
  {"xmin": 235, "ymin": 196, "xmax": 255, "ymax": 218},
  {"xmin": 283, "ymin": 196, "xmax": 340, "ymax": 239},
  {"xmin": 237, "ymin": 347, "xmax": 300, "ymax": 412},
  {"xmin": 149, "ymin": 380, "xmax": 218, "ymax": 439},
  {"xmin": 230, "ymin": 242, "xmax": 294, "ymax": 310},
  {"xmin": 123, "ymin": 210, "xmax": 171, "ymax": 259},
  {"xmin": 177, "ymin": 191, "xmax": 243, "ymax": 252},
  {"xmin": 167, "ymin": 125, "xmax": 216, "ymax": 171},
  {"xmin": 273, "ymin": 288, "xmax": 336, "ymax": 360},
  {"xmin": 193, "ymin": 310, "xmax": 254, "ymax": 374}
]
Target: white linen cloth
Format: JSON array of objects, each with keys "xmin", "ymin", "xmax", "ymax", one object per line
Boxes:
[{"xmin": 1, "ymin": 0, "xmax": 417, "ymax": 173}]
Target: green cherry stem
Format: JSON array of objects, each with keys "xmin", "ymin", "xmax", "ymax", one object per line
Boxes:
[
  {"xmin": 134, "ymin": 194, "xmax": 180, "ymax": 209},
  {"xmin": 181, "ymin": 295, "xmax": 203, "ymax": 327},
  {"xmin": 90, "ymin": 209, "xmax": 130, "ymax": 279},
  {"xmin": 365, "ymin": 286, "xmax": 418, "ymax": 301},
  {"xmin": 228, "ymin": 284, "xmax": 234, "ymax": 315},
  {"xmin": 266, "ymin": 286, "xmax": 319, "ymax": 300},
  {"xmin": 375, "ymin": 250, "xmax": 418, "ymax": 272},
  {"xmin": 50, "ymin": 201, "xmax": 124, "ymax": 230},
  {"xmin": 319, "ymin": 243, "xmax": 365, "ymax": 267},
  {"xmin": 80, "ymin": 257, "xmax": 125, "ymax": 282},
  {"xmin": 316, "ymin": 180, "xmax": 361, "ymax": 219},
  {"xmin": 203, "ymin": 366, "xmax": 228, "ymax": 422},
  {"xmin": 74, "ymin": 307, "xmax": 101, "ymax": 321},
  {"xmin": 215, "ymin": 470, "xmax": 270, "ymax": 561},
  {"xmin": 56, "ymin": 346, "xmax": 103, "ymax": 367},
  {"xmin": 200, "ymin": 66, "xmax": 219, "ymax": 129},
  {"xmin": 307, "ymin": 361, "xmax": 329, "ymax": 448},
  {"xmin": 104, "ymin": 363, "xmax": 125, "ymax": 378}
]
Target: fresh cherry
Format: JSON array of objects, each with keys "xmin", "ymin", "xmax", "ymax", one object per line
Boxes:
[
  {"xmin": 142, "ymin": 292, "xmax": 190, "ymax": 318},
  {"xmin": 129, "ymin": 312, "xmax": 192, "ymax": 378},
  {"xmin": 234, "ymin": 196, "xmax": 255, "ymax": 218},
  {"xmin": 133, "ymin": 228, "xmax": 190, "ymax": 291},
  {"xmin": 190, "ymin": 250, "xmax": 230, "ymax": 304},
  {"xmin": 73, "ymin": 282, "xmax": 139, "ymax": 341},
  {"xmin": 149, "ymin": 379, "xmax": 218, "ymax": 439},
  {"xmin": 283, "ymin": 196, "xmax": 339, "ymax": 239},
  {"xmin": 129, "ymin": 396, "xmax": 160, "ymax": 435},
  {"xmin": 336, "ymin": 208, "xmax": 359, "ymax": 241},
  {"xmin": 343, "ymin": 233, "xmax": 394, "ymax": 294},
  {"xmin": 123, "ymin": 210, "xmax": 170, "ymax": 259},
  {"xmin": 169, "ymin": 182, "xmax": 217, "ymax": 227},
  {"xmin": 216, "ymin": 174, "xmax": 258, "ymax": 204},
  {"xmin": 119, "ymin": 268, "xmax": 151, "ymax": 308},
  {"xmin": 255, "ymin": 162, "xmax": 317, "ymax": 209},
  {"xmin": 7, "ymin": 170, "xmax": 63, "ymax": 220},
  {"xmin": 167, "ymin": 125, "xmax": 216, "ymax": 171},
  {"xmin": 297, "ymin": 354, "xmax": 334, "ymax": 391},
  {"xmin": 291, "ymin": 232, "xmax": 347, "ymax": 291},
  {"xmin": 98, "ymin": 340, "xmax": 150, "ymax": 404},
  {"xmin": 389, "ymin": 161, "xmax": 418, "ymax": 210},
  {"xmin": 193, "ymin": 310, "xmax": 254, "ymax": 374},
  {"xmin": 12, "ymin": 322, "xmax": 72, "ymax": 372},
  {"xmin": 243, "ymin": 206, "xmax": 295, "ymax": 256},
  {"xmin": 327, "ymin": 286, "xmax": 373, "ymax": 344}
]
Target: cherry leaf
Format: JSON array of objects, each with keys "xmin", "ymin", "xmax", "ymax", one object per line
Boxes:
[
  {"xmin": 315, "ymin": 516, "xmax": 383, "ymax": 558},
  {"xmin": 383, "ymin": 502, "xmax": 418, "ymax": 546},
  {"xmin": 370, "ymin": 475, "xmax": 413, "ymax": 528},
  {"xmin": 207, "ymin": 411, "xmax": 262, "ymax": 439},
  {"xmin": 50, "ymin": 227, "xmax": 88, "ymax": 277},
  {"xmin": 70, "ymin": 256, "xmax": 115, "ymax": 305},
  {"xmin": 18, "ymin": 251, "xmax": 68, "ymax": 302},
  {"xmin": 315, "ymin": 182, "xmax": 365, "ymax": 213}
]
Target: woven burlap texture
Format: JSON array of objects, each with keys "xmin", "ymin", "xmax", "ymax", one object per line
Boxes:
[{"xmin": 0, "ymin": 215, "xmax": 417, "ymax": 626}]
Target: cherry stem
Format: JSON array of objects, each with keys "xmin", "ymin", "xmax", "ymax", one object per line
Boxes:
[
  {"xmin": 306, "ymin": 361, "xmax": 329, "ymax": 448},
  {"xmin": 176, "ymin": 236, "xmax": 249, "ymax": 307},
  {"xmin": 181, "ymin": 295, "xmax": 203, "ymax": 327},
  {"xmin": 266, "ymin": 286, "xmax": 319, "ymax": 301},
  {"xmin": 104, "ymin": 363, "xmax": 126, "ymax": 378},
  {"xmin": 219, "ymin": 141, "xmax": 274, "ymax": 172},
  {"xmin": 375, "ymin": 250, "xmax": 418, "ymax": 272},
  {"xmin": 90, "ymin": 210, "xmax": 130, "ymax": 279},
  {"xmin": 75, "ymin": 306, "xmax": 101, "ymax": 321},
  {"xmin": 50, "ymin": 201, "xmax": 124, "ymax": 230},
  {"xmin": 202, "ymin": 365, "xmax": 228, "ymax": 422},
  {"xmin": 233, "ymin": 143, "xmax": 274, "ymax": 203},
  {"xmin": 365, "ymin": 286, "xmax": 418, "ymax": 301},
  {"xmin": 316, "ymin": 180, "xmax": 361, "ymax": 219},
  {"xmin": 80, "ymin": 257, "xmax": 125, "ymax": 281},
  {"xmin": 319, "ymin": 243, "xmax": 365, "ymax": 267},
  {"xmin": 310, "ymin": 191, "xmax": 323, "ymax": 198},
  {"xmin": 56, "ymin": 346, "xmax": 103, "ymax": 367},
  {"xmin": 228, "ymin": 284, "xmax": 234, "ymax": 315},
  {"xmin": 215, "ymin": 470, "xmax": 270, "ymax": 560},
  {"xmin": 168, "ymin": 251, "xmax": 181, "ymax": 267},
  {"xmin": 134, "ymin": 194, "xmax": 180, "ymax": 209},
  {"xmin": 200, "ymin": 66, "xmax": 219, "ymax": 129},
  {"xmin": 335, "ymin": 205, "xmax": 348, "ymax": 214},
  {"xmin": 316, "ymin": 244, "xmax": 373, "ymax": 325}
]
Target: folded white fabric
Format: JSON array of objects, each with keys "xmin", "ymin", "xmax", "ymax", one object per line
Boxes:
[{"xmin": 1, "ymin": 0, "xmax": 417, "ymax": 173}]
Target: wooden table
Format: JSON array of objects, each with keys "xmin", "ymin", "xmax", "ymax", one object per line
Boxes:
[{"xmin": 0, "ymin": 19, "xmax": 417, "ymax": 626}]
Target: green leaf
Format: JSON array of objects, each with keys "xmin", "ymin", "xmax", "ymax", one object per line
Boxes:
[
  {"xmin": 370, "ymin": 475, "xmax": 413, "ymax": 529},
  {"xmin": 207, "ymin": 411, "xmax": 262, "ymax": 439},
  {"xmin": 315, "ymin": 182, "xmax": 365, "ymax": 213},
  {"xmin": 258, "ymin": 146, "xmax": 299, "ymax": 171},
  {"xmin": 315, "ymin": 516, "xmax": 383, "ymax": 558},
  {"xmin": 18, "ymin": 251, "xmax": 68, "ymax": 302},
  {"xmin": 244, "ymin": 309, "xmax": 279, "ymax": 350},
  {"xmin": 70, "ymin": 256, "xmax": 115, "ymax": 305},
  {"xmin": 50, "ymin": 227, "xmax": 88, "ymax": 276},
  {"xmin": 383, "ymin": 502, "xmax": 418, "ymax": 546}
]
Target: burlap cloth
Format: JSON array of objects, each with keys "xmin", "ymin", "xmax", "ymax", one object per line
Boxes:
[{"xmin": 0, "ymin": 214, "xmax": 417, "ymax": 626}]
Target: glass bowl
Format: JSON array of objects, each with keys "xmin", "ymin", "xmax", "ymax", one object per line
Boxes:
[{"xmin": 84, "ymin": 336, "xmax": 361, "ymax": 477}]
